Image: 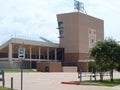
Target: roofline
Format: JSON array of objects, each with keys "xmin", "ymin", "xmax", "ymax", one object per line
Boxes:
[
  {"xmin": 0, "ymin": 38, "xmax": 59, "ymax": 49},
  {"xmin": 12, "ymin": 38, "xmax": 59, "ymax": 47},
  {"xmin": 57, "ymin": 12, "xmax": 103, "ymax": 21}
]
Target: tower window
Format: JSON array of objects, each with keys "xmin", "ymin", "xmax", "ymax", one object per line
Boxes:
[
  {"xmin": 58, "ymin": 21, "xmax": 63, "ymax": 27},
  {"xmin": 59, "ymin": 30, "xmax": 64, "ymax": 36},
  {"xmin": 57, "ymin": 21, "xmax": 64, "ymax": 38}
]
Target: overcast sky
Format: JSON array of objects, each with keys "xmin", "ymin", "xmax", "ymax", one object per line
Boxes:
[{"xmin": 0, "ymin": 0, "xmax": 120, "ymax": 44}]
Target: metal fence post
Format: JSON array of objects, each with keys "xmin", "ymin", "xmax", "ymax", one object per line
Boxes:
[
  {"xmin": 90, "ymin": 75, "xmax": 92, "ymax": 82},
  {"xmin": 90, "ymin": 72, "xmax": 92, "ymax": 82},
  {"xmin": 11, "ymin": 77, "xmax": 13, "ymax": 90},
  {"xmin": 80, "ymin": 69, "xmax": 82, "ymax": 82},
  {"xmin": 94, "ymin": 72, "xmax": 96, "ymax": 81},
  {"xmin": 78, "ymin": 69, "xmax": 82, "ymax": 82},
  {"xmin": 2, "ymin": 69, "xmax": 5, "ymax": 87}
]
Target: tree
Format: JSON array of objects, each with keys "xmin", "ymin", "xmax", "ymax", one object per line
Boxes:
[
  {"xmin": 115, "ymin": 46, "xmax": 120, "ymax": 72},
  {"xmin": 117, "ymin": 64, "xmax": 120, "ymax": 72},
  {"xmin": 88, "ymin": 61, "xmax": 97, "ymax": 73},
  {"xmin": 90, "ymin": 38, "xmax": 120, "ymax": 82},
  {"xmin": 88, "ymin": 61, "xmax": 98, "ymax": 81}
]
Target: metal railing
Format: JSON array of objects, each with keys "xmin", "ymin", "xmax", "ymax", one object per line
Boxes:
[{"xmin": 0, "ymin": 34, "xmax": 44, "ymax": 45}]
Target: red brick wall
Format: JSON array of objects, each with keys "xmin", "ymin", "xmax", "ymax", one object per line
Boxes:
[
  {"xmin": 64, "ymin": 53, "xmax": 79, "ymax": 66},
  {"xmin": 36, "ymin": 62, "xmax": 62, "ymax": 72},
  {"xmin": 63, "ymin": 53, "xmax": 89, "ymax": 65},
  {"xmin": 64, "ymin": 53, "xmax": 89, "ymax": 72}
]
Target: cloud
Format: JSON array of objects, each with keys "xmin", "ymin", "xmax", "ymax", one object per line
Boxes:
[
  {"xmin": 0, "ymin": 16, "xmax": 22, "ymax": 33},
  {"xmin": 0, "ymin": 0, "xmax": 67, "ymax": 43},
  {"xmin": 0, "ymin": 0, "xmax": 120, "ymax": 44}
]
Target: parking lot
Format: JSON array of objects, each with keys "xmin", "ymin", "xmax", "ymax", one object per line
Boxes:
[{"xmin": 1, "ymin": 72, "xmax": 120, "ymax": 90}]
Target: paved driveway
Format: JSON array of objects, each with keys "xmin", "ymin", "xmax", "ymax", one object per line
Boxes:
[{"xmin": 1, "ymin": 72, "xmax": 120, "ymax": 90}]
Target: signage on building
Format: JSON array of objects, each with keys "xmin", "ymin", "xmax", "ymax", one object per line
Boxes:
[
  {"xmin": 88, "ymin": 29, "xmax": 96, "ymax": 48},
  {"xmin": 18, "ymin": 48, "xmax": 25, "ymax": 59}
]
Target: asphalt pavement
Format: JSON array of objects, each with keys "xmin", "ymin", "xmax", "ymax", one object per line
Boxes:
[{"xmin": 1, "ymin": 71, "xmax": 120, "ymax": 90}]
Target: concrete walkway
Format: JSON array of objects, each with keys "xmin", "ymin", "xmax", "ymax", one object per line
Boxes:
[{"xmin": 1, "ymin": 72, "xmax": 120, "ymax": 90}]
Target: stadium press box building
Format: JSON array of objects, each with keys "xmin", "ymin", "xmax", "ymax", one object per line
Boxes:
[
  {"xmin": 0, "ymin": 12, "xmax": 104, "ymax": 72},
  {"xmin": 57, "ymin": 12, "xmax": 104, "ymax": 71}
]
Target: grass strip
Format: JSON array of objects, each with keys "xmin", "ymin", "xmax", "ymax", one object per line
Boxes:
[
  {"xmin": 0, "ymin": 86, "xmax": 17, "ymax": 90},
  {"xmin": 2, "ymin": 69, "xmax": 36, "ymax": 72},
  {"xmin": 72, "ymin": 79, "xmax": 120, "ymax": 87}
]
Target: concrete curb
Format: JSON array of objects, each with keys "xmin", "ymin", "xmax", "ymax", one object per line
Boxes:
[{"xmin": 61, "ymin": 82, "xmax": 80, "ymax": 85}]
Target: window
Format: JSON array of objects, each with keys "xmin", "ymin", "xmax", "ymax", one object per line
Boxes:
[
  {"xmin": 59, "ymin": 30, "xmax": 64, "ymax": 36},
  {"xmin": 58, "ymin": 21, "xmax": 63, "ymax": 28},
  {"xmin": 58, "ymin": 21, "xmax": 64, "ymax": 38}
]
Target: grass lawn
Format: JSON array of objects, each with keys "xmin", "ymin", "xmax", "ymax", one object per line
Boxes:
[
  {"xmin": 3, "ymin": 69, "xmax": 36, "ymax": 72},
  {"xmin": 0, "ymin": 86, "xmax": 16, "ymax": 90},
  {"xmin": 81, "ymin": 79, "xmax": 120, "ymax": 87}
]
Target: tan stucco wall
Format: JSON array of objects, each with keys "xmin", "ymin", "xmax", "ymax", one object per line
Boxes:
[
  {"xmin": 57, "ymin": 12, "xmax": 104, "ymax": 53},
  {"xmin": 57, "ymin": 12, "xmax": 79, "ymax": 53},
  {"xmin": 57, "ymin": 12, "xmax": 104, "ymax": 69},
  {"xmin": 78, "ymin": 13, "xmax": 104, "ymax": 53}
]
